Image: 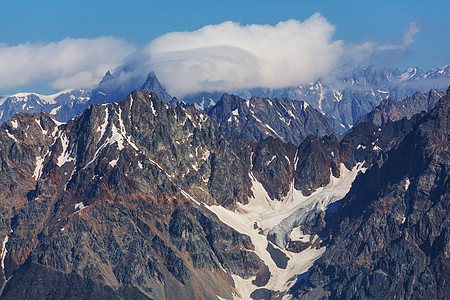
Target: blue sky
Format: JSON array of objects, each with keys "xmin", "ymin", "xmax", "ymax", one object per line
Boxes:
[{"xmin": 0, "ymin": 0, "xmax": 449, "ymax": 95}]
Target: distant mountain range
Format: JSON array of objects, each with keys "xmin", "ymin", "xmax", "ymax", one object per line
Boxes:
[
  {"xmin": 1, "ymin": 65, "xmax": 449, "ymax": 134},
  {"xmin": 185, "ymin": 65, "xmax": 450, "ymax": 132},
  {"xmin": 0, "ymin": 89, "xmax": 90, "ymax": 124},
  {"xmin": 0, "ymin": 87, "xmax": 447, "ymax": 299}
]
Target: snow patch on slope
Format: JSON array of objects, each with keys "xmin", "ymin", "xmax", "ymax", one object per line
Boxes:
[
  {"xmin": 33, "ymin": 149, "xmax": 51, "ymax": 180},
  {"xmin": 118, "ymin": 107, "xmax": 139, "ymax": 151},
  {"xmin": 4, "ymin": 130, "xmax": 18, "ymax": 143},
  {"xmin": 109, "ymin": 158, "xmax": 119, "ymax": 167},
  {"xmin": 10, "ymin": 120, "xmax": 18, "ymax": 129},
  {"xmin": 401, "ymin": 175, "xmax": 411, "ymax": 227},
  {"xmin": 268, "ymin": 163, "xmax": 366, "ymax": 247},
  {"xmin": 35, "ymin": 119, "xmax": 48, "ymax": 135},
  {"xmin": 74, "ymin": 202, "xmax": 86, "ymax": 211},
  {"xmin": 150, "ymin": 99, "xmax": 157, "ymax": 116},
  {"xmin": 56, "ymin": 134, "xmax": 74, "ymax": 167},
  {"xmin": 97, "ymin": 106, "xmax": 109, "ymax": 141},
  {"xmin": 1, "ymin": 90, "xmax": 74, "ymax": 106},
  {"xmin": 50, "ymin": 106, "xmax": 62, "ymax": 115},
  {"xmin": 1, "ymin": 235, "xmax": 9, "ymax": 271}
]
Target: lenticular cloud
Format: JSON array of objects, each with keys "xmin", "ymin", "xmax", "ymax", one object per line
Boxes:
[{"xmin": 127, "ymin": 13, "xmax": 344, "ymax": 97}]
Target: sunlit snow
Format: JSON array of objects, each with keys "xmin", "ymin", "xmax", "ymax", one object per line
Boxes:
[
  {"xmin": 1, "ymin": 235, "xmax": 8, "ymax": 271},
  {"xmin": 56, "ymin": 134, "xmax": 74, "ymax": 167},
  {"xmin": 75, "ymin": 202, "xmax": 86, "ymax": 211}
]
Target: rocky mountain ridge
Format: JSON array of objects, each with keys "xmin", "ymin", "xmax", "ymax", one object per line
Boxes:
[
  {"xmin": 184, "ymin": 65, "xmax": 450, "ymax": 132},
  {"xmin": 205, "ymin": 93, "xmax": 335, "ymax": 145},
  {"xmin": 297, "ymin": 88, "xmax": 450, "ymax": 299},
  {"xmin": 2, "ymin": 64, "xmax": 449, "ymax": 136},
  {"xmin": 0, "ymin": 87, "xmax": 448, "ymax": 299},
  {"xmin": 358, "ymin": 88, "xmax": 445, "ymax": 126},
  {"xmin": 0, "ymin": 91, "xmax": 264, "ymax": 299}
]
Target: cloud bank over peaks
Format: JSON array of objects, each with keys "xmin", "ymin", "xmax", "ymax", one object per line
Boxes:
[
  {"xmin": 0, "ymin": 37, "xmax": 136, "ymax": 92},
  {"xmin": 0, "ymin": 14, "xmax": 424, "ymax": 97},
  {"xmin": 122, "ymin": 13, "xmax": 345, "ymax": 97}
]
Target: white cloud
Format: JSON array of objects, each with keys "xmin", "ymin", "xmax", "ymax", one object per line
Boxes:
[
  {"xmin": 403, "ymin": 21, "xmax": 421, "ymax": 46},
  {"xmin": 343, "ymin": 21, "xmax": 422, "ymax": 63},
  {"xmin": 120, "ymin": 13, "xmax": 345, "ymax": 97},
  {"xmin": 0, "ymin": 37, "xmax": 136, "ymax": 91}
]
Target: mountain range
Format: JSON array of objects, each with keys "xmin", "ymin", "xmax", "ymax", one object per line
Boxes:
[
  {"xmin": 0, "ymin": 89, "xmax": 90, "ymax": 125},
  {"xmin": 1, "ymin": 65, "xmax": 449, "ymax": 132},
  {"xmin": 0, "ymin": 83, "xmax": 448, "ymax": 299},
  {"xmin": 298, "ymin": 87, "xmax": 449, "ymax": 299},
  {"xmin": 185, "ymin": 65, "xmax": 450, "ymax": 132}
]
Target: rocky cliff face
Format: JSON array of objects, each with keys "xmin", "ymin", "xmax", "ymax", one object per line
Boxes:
[
  {"xmin": 358, "ymin": 88, "xmax": 445, "ymax": 126},
  {"xmin": 205, "ymin": 93, "xmax": 335, "ymax": 146},
  {"xmin": 296, "ymin": 89, "xmax": 450, "ymax": 299},
  {"xmin": 140, "ymin": 72, "xmax": 174, "ymax": 104}
]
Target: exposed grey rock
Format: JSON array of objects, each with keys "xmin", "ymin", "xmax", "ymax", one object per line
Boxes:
[{"xmin": 140, "ymin": 71, "xmax": 174, "ymax": 103}]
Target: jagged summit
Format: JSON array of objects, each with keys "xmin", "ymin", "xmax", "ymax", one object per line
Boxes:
[
  {"xmin": 99, "ymin": 70, "xmax": 114, "ymax": 85},
  {"xmin": 140, "ymin": 72, "xmax": 173, "ymax": 103}
]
